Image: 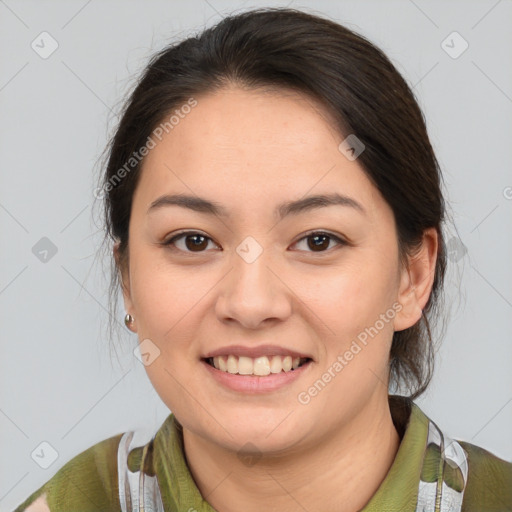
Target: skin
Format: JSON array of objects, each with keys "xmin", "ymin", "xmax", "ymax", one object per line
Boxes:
[{"xmin": 116, "ymin": 84, "xmax": 438, "ymax": 512}]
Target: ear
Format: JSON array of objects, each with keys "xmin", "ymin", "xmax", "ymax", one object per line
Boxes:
[
  {"xmin": 114, "ymin": 242, "xmax": 137, "ymax": 332},
  {"xmin": 394, "ymin": 228, "xmax": 438, "ymax": 332}
]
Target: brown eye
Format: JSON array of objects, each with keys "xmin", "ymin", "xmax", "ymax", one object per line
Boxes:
[
  {"xmin": 184, "ymin": 234, "xmax": 209, "ymax": 251},
  {"xmin": 307, "ymin": 233, "xmax": 330, "ymax": 251},
  {"xmin": 164, "ymin": 232, "xmax": 218, "ymax": 253},
  {"xmin": 293, "ymin": 231, "xmax": 347, "ymax": 253}
]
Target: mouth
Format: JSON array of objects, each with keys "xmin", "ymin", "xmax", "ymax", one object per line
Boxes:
[{"xmin": 202, "ymin": 355, "xmax": 313, "ymax": 376}]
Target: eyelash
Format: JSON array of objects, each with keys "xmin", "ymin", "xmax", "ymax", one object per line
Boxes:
[{"xmin": 161, "ymin": 230, "xmax": 348, "ymax": 255}]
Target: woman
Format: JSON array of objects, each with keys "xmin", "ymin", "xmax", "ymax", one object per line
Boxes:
[{"xmin": 14, "ymin": 7, "xmax": 511, "ymax": 512}]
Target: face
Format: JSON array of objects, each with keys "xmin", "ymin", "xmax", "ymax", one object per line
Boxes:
[{"xmin": 118, "ymin": 85, "xmax": 431, "ymax": 454}]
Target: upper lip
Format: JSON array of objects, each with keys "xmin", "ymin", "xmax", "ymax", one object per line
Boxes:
[{"xmin": 202, "ymin": 345, "xmax": 314, "ymax": 361}]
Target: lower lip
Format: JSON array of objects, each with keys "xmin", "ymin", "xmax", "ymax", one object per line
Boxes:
[{"xmin": 201, "ymin": 359, "xmax": 313, "ymax": 393}]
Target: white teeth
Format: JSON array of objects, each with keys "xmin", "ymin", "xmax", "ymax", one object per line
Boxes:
[
  {"xmin": 227, "ymin": 355, "xmax": 238, "ymax": 374},
  {"xmin": 238, "ymin": 356, "xmax": 253, "ymax": 375},
  {"xmin": 218, "ymin": 356, "xmax": 227, "ymax": 372},
  {"xmin": 210, "ymin": 355, "xmax": 307, "ymax": 375},
  {"xmin": 269, "ymin": 355, "xmax": 283, "ymax": 373},
  {"xmin": 253, "ymin": 356, "xmax": 270, "ymax": 376}
]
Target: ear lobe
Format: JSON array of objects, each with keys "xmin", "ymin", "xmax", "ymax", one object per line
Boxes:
[{"xmin": 394, "ymin": 228, "xmax": 438, "ymax": 332}]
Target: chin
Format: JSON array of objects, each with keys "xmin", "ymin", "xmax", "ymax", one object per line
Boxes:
[{"xmin": 214, "ymin": 411, "xmax": 305, "ymax": 450}]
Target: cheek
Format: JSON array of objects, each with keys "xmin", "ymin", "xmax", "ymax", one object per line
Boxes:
[
  {"xmin": 304, "ymin": 258, "xmax": 396, "ymax": 326},
  {"xmin": 130, "ymin": 261, "xmax": 208, "ymax": 409},
  {"xmin": 303, "ymin": 254, "xmax": 398, "ymax": 369},
  {"xmin": 129, "ymin": 253, "xmax": 205, "ymax": 338}
]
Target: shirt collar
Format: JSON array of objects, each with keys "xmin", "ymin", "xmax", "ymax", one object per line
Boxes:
[
  {"xmin": 152, "ymin": 394, "xmax": 430, "ymax": 511},
  {"xmin": 360, "ymin": 395, "xmax": 430, "ymax": 510}
]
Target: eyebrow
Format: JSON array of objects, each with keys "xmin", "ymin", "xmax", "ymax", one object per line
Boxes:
[{"xmin": 147, "ymin": 192, "xmax": 366, "ymax": 219}]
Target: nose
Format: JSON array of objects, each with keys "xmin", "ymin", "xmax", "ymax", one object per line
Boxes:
[{"xmin": 215, "ymin": 246, "xmax": 293, "ymax": 330}]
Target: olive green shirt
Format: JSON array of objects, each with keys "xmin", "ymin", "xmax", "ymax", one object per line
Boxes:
[{"xmin": 14, "ymin": 395, "xmax": 512, "ymax": 511}]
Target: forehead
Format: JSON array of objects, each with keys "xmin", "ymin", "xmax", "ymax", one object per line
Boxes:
[
  {"xmin": 154, "ymin": 85, "xmax": 341, "ymax": 156},
  {"xmin": 133, "ymin": 85, "xmax": 386, "ymax": 221}
]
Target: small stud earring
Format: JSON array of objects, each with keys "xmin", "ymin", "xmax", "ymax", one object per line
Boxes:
[{"xmin": 124, "ymin": 313, "xmax": 135, "ymax": 329}]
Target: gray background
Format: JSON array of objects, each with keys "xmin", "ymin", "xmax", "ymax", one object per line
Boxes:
[{"xmin": 1, "ymin": 0, "xmax": 511, "ymax": 509}]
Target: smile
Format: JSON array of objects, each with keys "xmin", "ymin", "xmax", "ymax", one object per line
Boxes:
[{"xmin": 204, "ymin": 355, "xmax": 312, "ymax": 376}]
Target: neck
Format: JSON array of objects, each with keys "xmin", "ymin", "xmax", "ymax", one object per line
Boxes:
[{"xmin": 182, "ymin": 393, "xmax": 400, "ymax": 512}]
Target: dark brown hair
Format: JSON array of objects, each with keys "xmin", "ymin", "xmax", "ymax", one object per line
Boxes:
[{"xmin": 97, "ymin": 7, "xmax": 448, "ymax": 399}]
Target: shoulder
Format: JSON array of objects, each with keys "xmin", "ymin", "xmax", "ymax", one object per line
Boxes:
[
  {"xmin": 13, "ymin": 432, "xmax": 125, "ymax": 512},
  {"xmin": 400, "ymin": 399, "xmax": 511, "ymax": 511},
  {"xmin": 458, "ymin": 440, "xmax": 512, "ymax": 511}
]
